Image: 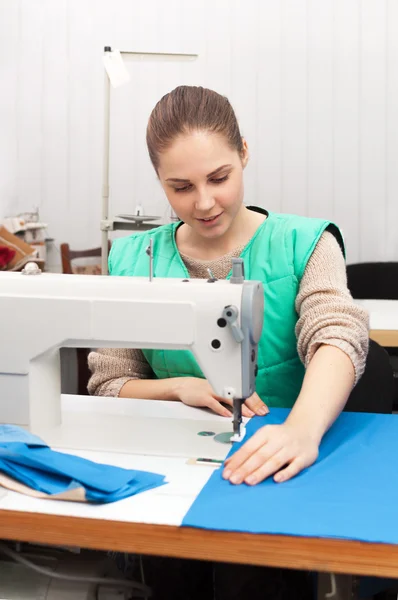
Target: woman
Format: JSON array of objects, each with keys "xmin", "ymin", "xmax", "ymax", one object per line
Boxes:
[{"xmin": 89, "ymin": 85, "xmax": 368, "ymax": 599}]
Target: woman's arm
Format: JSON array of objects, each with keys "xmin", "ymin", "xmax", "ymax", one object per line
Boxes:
[
  {"xmin": 286, "ymin": 344, "xmax": 354, "ymax": 444},
  {"xmin": 87, "ymin": 348, "xmax": 153, "ymax": 397},
  {"xmin": 222, "ymin": 231, "xmax": 369, "ymax": 486},
  {"xmin": 295, "ymin": 230, "xmax": 369, "ymax": 384},
  {"xmin": 286, "ymin": 228, "xmax": 370, "ymax": 445},
  {"xmin": 223, "ymin": 344, "xmax": 354, "ymax": 486},
  {"xmin": 88, "ymin": 349, "xmax": 266, "ymax": 417},
  {"xmin": 120, "ymin": 377, "xmax": 267, "ymax": 418},
  {"xmin": 87, "ymin": 347, "xmax": 186, "ymax": 401}
]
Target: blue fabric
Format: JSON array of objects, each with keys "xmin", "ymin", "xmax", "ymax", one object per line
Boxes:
[
  {"xmin": 0, "ymin": 427, "xmax": 165, "ymax": 503},
  {"xmin": 0, "ymin": 425, "xmax": 46, "ymax": 446},
  {"xmin": 182, "ymin": 409, "xmax": 398, "ymax": 544}
]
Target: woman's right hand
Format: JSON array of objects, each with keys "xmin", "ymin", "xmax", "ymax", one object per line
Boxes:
[{"xmin": 173, "ymin": 377, "xmax": 269, "ymax": 418}]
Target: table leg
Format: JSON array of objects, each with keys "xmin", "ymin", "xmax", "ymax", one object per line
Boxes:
[{"xmin": 317, "ymin": 573, "xmax": 358, "ymax": 600}]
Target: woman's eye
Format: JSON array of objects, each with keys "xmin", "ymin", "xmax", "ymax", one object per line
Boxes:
[
  {"xmin": 210, "ymin": 175, "xmax": 229, "ymax": 184},
  {"xmin": 173, "ymin": 175, "xmax": 229, "ymax": 192},
  {"xmin": 174, "ymin": 184, "xmax": 192, "ymax": 193}
]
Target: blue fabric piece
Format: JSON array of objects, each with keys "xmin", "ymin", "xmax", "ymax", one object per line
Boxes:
[
  {"xmin": 182, "ymin": 408, "xmax": 398, "ymax": 544},
  {"xmin": 0, "ymin": 433, "xmax": 166, "ymax": 503},
  {"xmin": 0, "ymin": 425, "xmax": 46, "ymax": 447}
]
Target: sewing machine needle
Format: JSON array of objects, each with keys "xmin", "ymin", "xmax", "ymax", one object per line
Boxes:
[{"xmin": 146, "ymin": 238, "xmax": 153, "ymax": 282}]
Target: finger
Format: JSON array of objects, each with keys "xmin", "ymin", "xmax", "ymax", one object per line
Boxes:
[
  {"xmin": 241, "ymin": 404, "xmax": 255, "ymax": 418},
  {"xmin": 244, "ymin": 395, "xmax": 269, "ymax": 416},
  {"xmin": 274, "ymin": 458, "xmax": 306, "ymax": 483},
  {"xmin": 243, "ymin": 449, "xmax": 291, "ymax": 485},
  {"xmin": 213, "ymin": 394, "xmax": 233, "ymax": 406},
  {"xmin": 207, "ymin": 398, "xmax": 232, "ymax": 418},
  {"xmin": 213, "ymin": 395, "xmax": 255, "ymax": 419},
  {"xmin": 228, "ymin": 445, "xmax": 285, "ymax": 485},
  {"xmin": 223, "ymin": 426, "xmax": 271, "ymax": 475}
]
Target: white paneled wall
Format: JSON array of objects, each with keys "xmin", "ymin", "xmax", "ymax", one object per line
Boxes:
[{"xmin": 1, "ymin": 0, "xmax": 398, "ymax": 267}]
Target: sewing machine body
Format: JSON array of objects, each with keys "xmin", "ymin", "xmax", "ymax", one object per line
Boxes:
[{"xmin": 0, "ymin": 270, "xmax": 263, "ymax": 454}]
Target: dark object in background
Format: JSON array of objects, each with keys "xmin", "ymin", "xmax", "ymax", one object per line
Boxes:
[
  {"xmin": 346, "ymin": 262, "xmax": 398, "ymax": 300},
  {"xmin": 139, "ymin": 555, "xmax": 314, "ymax": 600},
  {"xmin": 345, "ymin": 339, "xmax": 394, "ymax": 414},
  {"xmin": 346, "ymin": 262, "xmax": 398, "ymax": 411}
]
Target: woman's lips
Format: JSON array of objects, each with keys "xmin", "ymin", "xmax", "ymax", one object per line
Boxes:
[{"xmin": 196, "ymin": 213, "xmax": 223, "ymax": 225}]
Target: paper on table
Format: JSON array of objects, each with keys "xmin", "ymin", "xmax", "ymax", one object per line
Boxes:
[{"xmin": 0, "ymin": 472, "xmax": 86, "ymax": 502}]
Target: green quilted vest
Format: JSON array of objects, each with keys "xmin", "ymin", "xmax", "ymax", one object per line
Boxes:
[{"xmin": 108, "ymin": 209, "xmax": 343, "ymax": 408}]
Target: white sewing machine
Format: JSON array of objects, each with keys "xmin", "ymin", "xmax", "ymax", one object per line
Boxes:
[{"xmin": 0, "ymin": 261, "xmax": 263, "ymax": 455}]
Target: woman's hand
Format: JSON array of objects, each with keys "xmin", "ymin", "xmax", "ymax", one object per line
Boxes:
[
  {"xmin": 221, "ymin": 346, "xmax": 357, "ymax": 485},
  {"xmin": 174, "ymin": 377, "xmax": 269, "ymax": 418},
  {"xmin": 222, "ymin": 421, "xmax": 319, "ymax": 485}
]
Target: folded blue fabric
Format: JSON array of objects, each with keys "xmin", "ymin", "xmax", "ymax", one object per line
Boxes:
[
  {"xmin": 0, "ymin": 425, "xmax": 46, "ymax": 447},
  {"xmin": 0, "ymin": 426, "xmax": 166, "ymax": 503},
  {"xmin": 182, "ymin": 409, "xmax": 398, "ymax": 545}
]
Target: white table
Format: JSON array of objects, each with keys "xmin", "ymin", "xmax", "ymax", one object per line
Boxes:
[
  {"xmin": 1, "ymin": 396, "xmax": 398, "ymax": 588},
  {"xmin": 0, "ymin": 396, "xmax": 234, "ymax": 527}
]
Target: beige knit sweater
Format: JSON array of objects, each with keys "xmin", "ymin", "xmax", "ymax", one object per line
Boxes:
[{"xmin": 88, "ymin": 231, "xmax": 369, "ymax": 397}]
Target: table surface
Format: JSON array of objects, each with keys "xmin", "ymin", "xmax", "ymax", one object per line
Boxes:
[
  {"xmin": 2, "ymin": 299, "xmax": 398, "ymax": 576},
  {"xmin": 1, "ymin": 396, "xmax": 398, "ymax": 578}
]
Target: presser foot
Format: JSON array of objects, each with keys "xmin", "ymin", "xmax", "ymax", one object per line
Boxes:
[
  {"xmin": 230, "ymin": 424, "xmax": 246, "ymax": 443},
  {"xmin": 231, "ymin": 398, "xmax": 246, "ymax": 443}
]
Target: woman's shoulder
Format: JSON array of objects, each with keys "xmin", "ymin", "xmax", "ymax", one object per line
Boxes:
[
  {"xmin": 268, "ymin": 210, "xmax": 330, "ymax": 228},
  {"xmin": 267, "ymin": 211, "xmax": 341, "ymax": 243},
  {"xmin": 255, "ymin": 211, "xmax": 344, "ymax": 279}
]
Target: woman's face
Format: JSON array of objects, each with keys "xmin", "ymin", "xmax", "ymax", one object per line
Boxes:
[{"xmin": 157, "ymin": 130, "xmax": 248, "ymax": 239}]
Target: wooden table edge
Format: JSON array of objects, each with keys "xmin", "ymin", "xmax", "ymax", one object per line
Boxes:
[
  {"xmin": 1, "ymin": 509, "xmax": 398, "ymax": 578},
  {"xmin": 370, "ymin": 329, "xmax": 398, "ymax": 347}
]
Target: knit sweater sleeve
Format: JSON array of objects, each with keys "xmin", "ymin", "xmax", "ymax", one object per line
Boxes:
[
  {"xmin": 295, "ymin": 230, "xmax": 369, "ymax": 384},
  {"xmin": 87, "ymin": 348, "xmax": 154, "ymax": 397}
]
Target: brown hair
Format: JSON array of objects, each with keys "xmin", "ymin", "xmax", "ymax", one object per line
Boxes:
[{"xmin": 146, "ymin": 86, "xmax": 243, "ymax": 173}]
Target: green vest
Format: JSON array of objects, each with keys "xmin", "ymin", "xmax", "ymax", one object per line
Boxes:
[{"xmin": 108, "ymin": 209, "xmax": 344, "ymax": 408}]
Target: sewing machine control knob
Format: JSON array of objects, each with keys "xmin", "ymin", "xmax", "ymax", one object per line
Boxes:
[
  {"xmin": 222, "ymin": 305, "xmax": 244, "ymax": 343},
  {"xmin": 21, "ymin": 262, "xmax": 42, "ymax": 275},
  {"xmin": 230, "ymin": 258, "xmax": 245, "ymax": 283}
]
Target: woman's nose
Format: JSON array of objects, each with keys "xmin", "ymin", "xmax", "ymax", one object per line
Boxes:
[{"xmin": 195, "ymin": 189, "xmax": 216, "ymax": 212}]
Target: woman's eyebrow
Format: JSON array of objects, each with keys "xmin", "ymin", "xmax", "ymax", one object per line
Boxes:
[
  {"xmin": 166, "ymin": 164, "xmax": 233, "ymax": 183},
  {"xmin": 166, "ymin": 177, "xmax": 190, "ymax": 182},
  {"xmin": 206, "ymin": 164, "xmax": 233, "ymax": 177}
]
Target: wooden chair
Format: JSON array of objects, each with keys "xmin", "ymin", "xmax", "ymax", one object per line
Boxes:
[
  {"xmin": 60, "ymin": 241, "xmax": 111, "ymax": 395},
  {"xmin": 60, "ymin": 242, "xmax": 110, "ymax": 275}
]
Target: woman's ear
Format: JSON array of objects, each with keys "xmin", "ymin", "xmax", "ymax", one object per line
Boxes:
[{"xmin": 241, "ymin": 138, "xmax": 249, "ymax": 168}]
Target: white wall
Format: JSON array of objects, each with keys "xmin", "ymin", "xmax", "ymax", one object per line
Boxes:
[{"xmin": 1, "ymin": 0, "xmax": 398, "ymax": 267}]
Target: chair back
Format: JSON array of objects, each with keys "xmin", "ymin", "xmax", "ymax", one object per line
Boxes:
[
  {"xmin": 60, "ymin": 242, "xmax": 111, "ymax": 275},
  {"xmin": 345, "ymin": 339, "xmax": 394, "ymax": 414},
  {"xmin": 346, "ymin": 262, "xmax": 398, "ymax": 300}
]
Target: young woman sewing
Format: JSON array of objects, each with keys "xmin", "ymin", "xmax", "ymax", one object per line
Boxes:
[
  {"xmin": 89, "ymin": 85, "xmax": 368, "ymax": 486},
  {"xmin": 88, "ymin": 86, "xmax": 368, "ymax": 600}
]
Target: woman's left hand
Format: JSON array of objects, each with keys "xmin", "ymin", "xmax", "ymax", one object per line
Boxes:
[{"xmin": 222, "ymin": 422, "xmax": 320, "ymax": 485}]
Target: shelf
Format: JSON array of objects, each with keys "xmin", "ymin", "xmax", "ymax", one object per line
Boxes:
[{"xmin": 100, "ymin": 219, "xmax": 162, "ymax": 232}]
